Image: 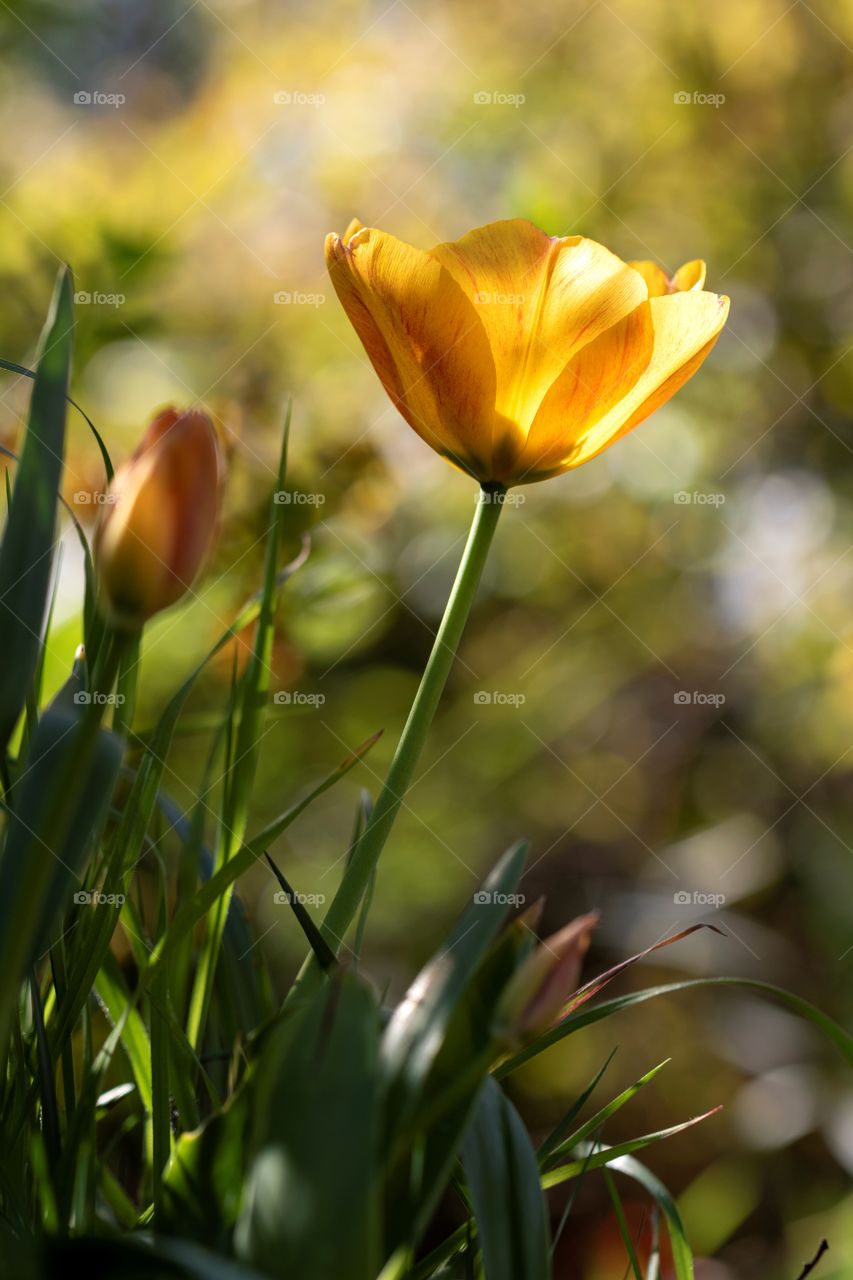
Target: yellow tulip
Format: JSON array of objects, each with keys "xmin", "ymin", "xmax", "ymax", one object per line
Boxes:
[
  {"xmin": 326, "ymin": 218, "xmax": 729, "ymax": 486},
  {"xmin": 95, "ymin": 407, "xmax": 222, "ymax": 628}
]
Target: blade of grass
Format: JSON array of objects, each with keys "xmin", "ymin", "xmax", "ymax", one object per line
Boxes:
[
  {"xmin": 187, "ymin": 402, "xmax": 291, "ymax": 1049},
  {"xmin": 540, "ymin": 1110, "xmax": 722, "ymax": 1190},
  {"xmin": 143, "ymin": 731, "xmax": 381, "ymax": 986},
  {"xmin": 542, "ymin": 1060, "xmax": 671, "ymax": 1171},
  {"xmin": 0, "ymin": 266, "xmax": 73, "ymax": 754},
  {"xmin": 264, "ymin": 852, "xmax": 338, "ymax": 971},
  {"xmin": 536, "ymin": 1048, "xmax": 616, "ymax": 1168},
  {"xmin": 381, "ymin": 840, "xmax": 528, "ymax": 1132},
  {"xmin": 604, "ymin": 1169, "xmax": 645, "ymax": 1280},
  {"xmin": 0, "ymin": 356, "xmax": 112, "ymax": 480},
  {"xmin": 497, "ymin": 977, "xmax": 853, "ymax": 1077},
  {"xmin": 603, "ymin": 1153, "xmax": 694, "ymax": 1280},
  {"xmin": 460, "ymin": 1077, "xmax": 551, "ymax": 1280}
]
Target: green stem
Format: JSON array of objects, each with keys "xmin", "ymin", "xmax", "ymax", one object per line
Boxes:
[{"xmin": 319, "ymin": 484, "xmax": 505, "ymax": 956}]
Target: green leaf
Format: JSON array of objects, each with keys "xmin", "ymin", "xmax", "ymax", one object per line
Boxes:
[
  {"xmin": 0, "ymin": 705, "xmax": 122, "ymax": 1050},
  {"xmin": 381, "ymin": 840, "xmax": 528, "ymax": 1130},
  {"xmin": 541, "ymin": 1059, "xmax": 671, "ymax": 1170},
  {"xmin": 461, "ymin": 1077, "xmax": 551, "ymax": 1280},
  {"xmin": 540, "ymin": 1108, "xmax": 721, "ymax": 1191},
  {"xmin": 187, "ymin": 401, "xmax": 293, "ymax": 1050},
  {"xmin": 604, "ymin": 1170, "xmax": 644, "ymax": 1280},
  {"xmin": 101, "ymin": 530, "xmax": 310, "ymax": 919},
  {"xmin": 94, "ymin": 951, "xmax": 153, "ymax": 1116},
  {"xmin": 34, "ymin": 1234, "xmax": 270, "ymax": 1279},
  {"xmin": 536, "ymin": 1049, "xmax": 616, "ymax": 1170},
  {"xmin": 0, "ymin": 266, "xmax": 73, "ymax": 752},
  {"xmin": 264, "ymin": 851, "xmax": 338, "ymax": 970},
  {"xmin": 602, "ymin": 1153, "xmax": 694, "ymax": 1280},
  {"xmin": 0, "ymin": 355, "xmax": 112, "ymax": 481},
  {"xmin": 383, "ymin": 884, "xmax": 539, "ymax": 1258},
  {"xmin": 144, "ymin": 731, "xmax": 380, "ymax": 986},
  {"xmin": 235, "ymin": 971, "xmax": 381, "ymax": 1280},
  {"xmin": 497, "ymin": 977, "xmax": 853, "ymax": 1077},
  {"xmin": 160, "ymin": 1087, "xmax": 251, "ymax": 1249}
]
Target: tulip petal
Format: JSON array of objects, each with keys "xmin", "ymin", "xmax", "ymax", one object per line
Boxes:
[
  {"xmin": 516, "ymin": 291, "xmax": 729, "ymax": 481},
  {"xmin": 326, "ymin": 227, "xmax": 498, "ymax": 479},
  {"xmin": 629, "ymin": 258, "xmax": 707, "ymax": 295},
  {"xmin": 96, "ymin": 408, "xmax": 221, "ymax": 625},
  {"xmin": 628, "ymin": 260, "xmax": 671, "ymax": 297},
  {"xmin": 431, "ymin": 220, "xmax": 647, "ymax": 435},
  {"xmin": 342, "ymin": 217, "xmax": 364, "ymax": 245},
  {"xmin": 672, "ymin": 259, "xmax": 706, "ymax": 291}
]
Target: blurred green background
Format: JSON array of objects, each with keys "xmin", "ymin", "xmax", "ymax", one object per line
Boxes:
[{"xmin": 2, "ymin": 0, "xmax": 853, "ymax": 1273}]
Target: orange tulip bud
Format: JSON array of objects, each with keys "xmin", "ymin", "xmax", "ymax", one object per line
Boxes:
[
  {"xmin": 499, "ymin": 911, "xmax": 600, "ymax": 1040},
  {"xmin": 95, "ymin": 406, "xmax": 222, "ymax": 628}
]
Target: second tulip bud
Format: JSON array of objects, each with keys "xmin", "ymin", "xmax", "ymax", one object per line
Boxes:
[{"xmin": 95, "ymin": 406, "xmax": 222, "ymax": 629}]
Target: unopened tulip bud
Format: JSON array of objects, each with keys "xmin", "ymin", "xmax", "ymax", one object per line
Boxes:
[
  {"xmin": 499, "ymin": 911, "xmax": 599, "ymax": 1040},
  {"xmin": 95, "ymin": 407, "xmax": 221, "ymax": 628}
]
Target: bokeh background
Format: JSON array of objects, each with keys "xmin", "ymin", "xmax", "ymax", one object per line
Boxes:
[{"xmin": 2, "ymin": 0, "xmax": 853, "ymax": 1274}]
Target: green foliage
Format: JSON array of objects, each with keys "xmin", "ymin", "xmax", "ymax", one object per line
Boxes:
[
  {"xmin": 0, "ymin": 266, "xmax": 73, "ymax": 753},
  {"xmin": 0, "ymin": 260, "xmax": 848, "ymax": 1280}
]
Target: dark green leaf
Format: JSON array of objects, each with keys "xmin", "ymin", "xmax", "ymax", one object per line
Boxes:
[
  {"xmin": 461, "ymin": 1077, "xmax": 551, "ymax": 1280},
  {"xmin": 235, "ymin": 972, "xmax": 381, "ymax": 1280},
  {"xmin": 0, "ymin": 266, "xmax": 73, "ymax": 752}
]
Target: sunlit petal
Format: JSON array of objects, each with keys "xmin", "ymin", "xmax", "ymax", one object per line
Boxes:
[
  {"xmin": 517, "ymin": 291, "xmax": 729, "ymax": 480},
  {"xmin": 431, "ymin": 220, "xmax": 647, "ymax": 434},
  {"xmin": 628, "ymin": 260, "xmax": 671, "ymax": 297},
  {"xmin": 326, "ymin": 227, "xmax": 497, "ymax": 478}
]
